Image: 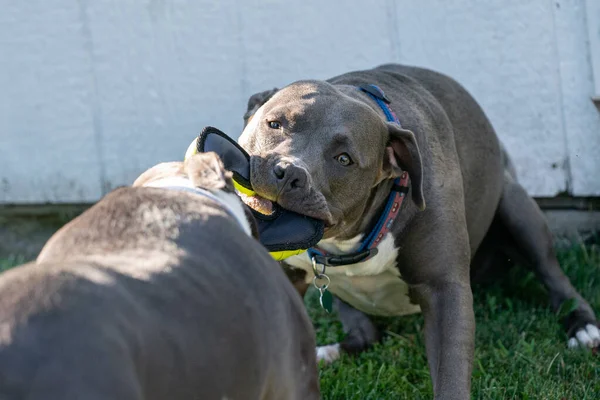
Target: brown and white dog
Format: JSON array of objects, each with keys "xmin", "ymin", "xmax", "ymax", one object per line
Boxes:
[
  {"xmin": 0, "ymin": 152, "xmax": 320, "ymax": 400},
  {"xmin": 238, "ymin": 63, "xmax": 599, "ymax": 399}
]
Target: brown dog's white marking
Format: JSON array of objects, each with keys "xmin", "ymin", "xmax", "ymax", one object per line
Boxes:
[{"xmin": 144, "ymin": 175, "xmax": 252, "ymax": 237}]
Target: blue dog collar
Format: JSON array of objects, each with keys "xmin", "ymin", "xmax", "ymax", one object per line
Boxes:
[{"xmin": 307, "ymin": 84, "xmax": 408, "ymax": 267}]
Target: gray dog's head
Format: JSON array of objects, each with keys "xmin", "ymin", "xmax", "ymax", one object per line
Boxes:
[{"xmin": 238, "ymin": 80, "xmax": 424, "ymax": 239}]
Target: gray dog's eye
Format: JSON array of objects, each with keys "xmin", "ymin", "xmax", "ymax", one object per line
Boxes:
[
  {"xmin": 268, "ymin": 121, "xmax": 281, "ymax": 129},
  {"xmin": 335, "ymin": 153, "xmax": 353, "ymax": 166}
]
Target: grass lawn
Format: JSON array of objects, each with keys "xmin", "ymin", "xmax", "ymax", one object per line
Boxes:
[
  {"xmin": 306, "ymin": 243, "xmax": 600, "ymax": 399},
  {"xmin": 1, "ymin": 244, "xmax": 598, "ymax": 399}
]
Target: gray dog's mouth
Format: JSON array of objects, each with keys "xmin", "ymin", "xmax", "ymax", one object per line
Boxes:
[
  {"xmin": 278, "ymin": 195, "xmax": 334, "ymax": 227},
  {"xmin": 239, "ymin": 189, "xmax": 333, "ymax": 229},
  {"xmin": 246, "ymin": 156, "xmax": 334, "ymax": 226},
  {"xmin": 261, "ymin": 187, "xmax": 333, "ymax": 226}
]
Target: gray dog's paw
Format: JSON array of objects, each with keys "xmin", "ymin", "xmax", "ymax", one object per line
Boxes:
[
  {"xmin": 567, "ymin": 324, "xmax": 600, "ymax": 349},
  {"xmin": 316, "ymin": 344, "xmax": 341, "ymax": 364}
]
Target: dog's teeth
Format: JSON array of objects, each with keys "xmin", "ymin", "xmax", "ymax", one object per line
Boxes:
[{"xmin": 568, "ymin": 337, "xmax": 579, "ymax": 349}]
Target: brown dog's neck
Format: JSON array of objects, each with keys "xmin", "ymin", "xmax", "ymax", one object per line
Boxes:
[{"xmin": 144, "ymin": 176, "xmax": 254, "ymax": 237}]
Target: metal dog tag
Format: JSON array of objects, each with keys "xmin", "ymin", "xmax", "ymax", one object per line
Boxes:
[{"xmin": 319, "ymin": 287, "xmax": 333, "ymax": 313}]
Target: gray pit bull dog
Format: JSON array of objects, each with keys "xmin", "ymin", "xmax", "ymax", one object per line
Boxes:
[
  {"xmin": 238, "ymin": 63, "xmax": 599, "ymax": 399},
  {"xmin": 0, "ymin": 152, "xmax": 320, "ymax": 400}
]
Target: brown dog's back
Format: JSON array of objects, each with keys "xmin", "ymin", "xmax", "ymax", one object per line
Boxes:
[{"xmin": 0, "ymin": 186, "xmax": 319, "ymax": 399}]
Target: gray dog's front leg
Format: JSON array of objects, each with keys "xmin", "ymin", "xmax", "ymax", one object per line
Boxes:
[
  {"xmin": 315, "ymin": 298, "xmax": 380, "ymax": 364},
  {"xmin": 336, "ymin": 297, "xmax": 381, "ymax": 354},
  {"xmin": 412, "ymin": 281, "xmax": 475, "ymax": 400}
]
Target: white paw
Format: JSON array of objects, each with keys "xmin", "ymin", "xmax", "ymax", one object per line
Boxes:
[
  {"xmin": 316, "ymin": 343, "xmax": 341, "ymax": 364},
  {"xmin": 568, "ymin": 324, "xmax": 600, "ymax": 349}
]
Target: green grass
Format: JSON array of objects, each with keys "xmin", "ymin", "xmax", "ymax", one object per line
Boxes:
[
  {"xmin": 306, "ymin": 243, "xmax": 600, "ymax": 399},
  {"xmin": 0, "ymin": 254, "xmax": 25, "ymax": 273},
  {"xmin": 1, "ymin": 244, "xmax": 598, "ymax": 399}
]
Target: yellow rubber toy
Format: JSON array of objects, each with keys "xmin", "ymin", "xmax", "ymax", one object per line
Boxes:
[{"xmin": 185, "ymin": 137, "xmax": 310, "ymax": 261}]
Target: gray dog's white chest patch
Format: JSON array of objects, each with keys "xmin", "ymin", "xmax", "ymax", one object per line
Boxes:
[{"xmin": 286, "ymin": 234, "xmax": 421, "ymax": 317}]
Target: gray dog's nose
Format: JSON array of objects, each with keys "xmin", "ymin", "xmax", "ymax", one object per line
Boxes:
[
  {"xmin": 273, "ymin": 161, "xmax": 306, "ymax": 190},
  {"xmin": 273, "ymin": 163, "xmax": 286, "ymax": 180}
]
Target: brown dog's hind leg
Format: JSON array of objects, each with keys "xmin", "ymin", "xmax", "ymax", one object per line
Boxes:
[{"xmin": 496, "ymin": 178, "xmax": 599, "ymax": 348}]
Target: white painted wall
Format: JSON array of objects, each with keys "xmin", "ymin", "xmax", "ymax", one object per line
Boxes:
[
  {"xmin": 1, "ymin": 0, "xmax": 599, "ymax": 204},
  {"xmin": 587, "ymin": 0, "xmax": 600, "ymax": 98}
]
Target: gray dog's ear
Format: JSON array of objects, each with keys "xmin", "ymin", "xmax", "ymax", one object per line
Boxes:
[
  {"xmin": 243, "ymin": 88, "xmax": 278, "ymax": 126},
  {"xmin": 383, "ymin": 123, "xmax": 426, "ymax": 211},
  {"xmin": 185, "ymin": 152, "xmax": 234, "ymax": 192}
]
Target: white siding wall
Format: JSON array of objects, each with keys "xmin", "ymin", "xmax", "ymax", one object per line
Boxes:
[{"xmin": 1, "ymin": 0, "xmax": 599, "ymax": 204}]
